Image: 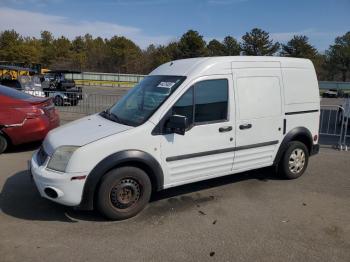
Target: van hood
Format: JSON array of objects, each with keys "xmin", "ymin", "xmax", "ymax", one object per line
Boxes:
[{"xmin": 43, "ymin": 114, "xmax": 133, "ymax": 155}]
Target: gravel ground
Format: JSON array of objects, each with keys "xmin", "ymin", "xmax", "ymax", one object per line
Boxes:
[{"xmin": 0, "ymin": 146, "xmax": 349, "ymax": 262}]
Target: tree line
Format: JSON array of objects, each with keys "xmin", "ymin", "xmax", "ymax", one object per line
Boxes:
[{"xmin": 0, "ymin": 28, "xmax": 349, "ymax": 81}]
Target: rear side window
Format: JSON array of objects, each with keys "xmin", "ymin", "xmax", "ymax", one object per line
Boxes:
[
  {"xmin": 0, "ymin": 85, "xmax": 32, "ymax": 99},
  {"xmin": 171, "ymin": 79, "xmax": 228, "ymax": 127}
]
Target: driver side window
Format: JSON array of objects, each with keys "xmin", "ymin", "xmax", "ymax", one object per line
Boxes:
[
  {"xmin": 172, "ymin": 87, "xmax": 194, "ymax": 128},
  {"xmin": 171, "ymin": 78, "xmax": 228, "ymax": 128}
]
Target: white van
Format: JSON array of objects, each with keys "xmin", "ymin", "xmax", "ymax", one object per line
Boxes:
[{"xmin": 30, "ymin": 57, "xmax": 320, "ymax": 220}]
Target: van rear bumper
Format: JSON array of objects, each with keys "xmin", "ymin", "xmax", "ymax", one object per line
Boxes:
[{"xmin": 310, "ymin": 144, "xmax": 320, "ymax": 156}]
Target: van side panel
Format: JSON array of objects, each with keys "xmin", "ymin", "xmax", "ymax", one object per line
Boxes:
[{"xmin": 282, "ymin": 67, "xmax": 320, "ymax": 145}]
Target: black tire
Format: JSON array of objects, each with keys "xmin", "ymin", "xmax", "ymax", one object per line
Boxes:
[
  {"xmin": 97, "ymin": 167, "xmax": 152, "ymax": 220},
  {"xmin": 278, "ymin": 141, "xmax": 309, "ymax": 179},
  {"xmin": 0, "ymin": 134, "xmax": 8, "ymax": 154},
  {"xmin": 54, "ymin": 96, "xmax": 64, "ymax": 106},
  {"xmin": 70, "ymin": 100, "xmax": 78, "ymax": 106}
]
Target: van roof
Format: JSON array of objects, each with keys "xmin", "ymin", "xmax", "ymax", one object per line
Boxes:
[{"xmin": 150, "ymin": 56, "xmax": 314, "ymax": 77}]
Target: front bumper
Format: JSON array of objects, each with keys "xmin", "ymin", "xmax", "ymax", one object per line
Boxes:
[{"xmin": 30, "ymin": 150, "xmax": 88, "ymax": 206}]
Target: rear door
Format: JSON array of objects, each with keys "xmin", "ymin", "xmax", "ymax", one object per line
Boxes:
[{"xmin": 232, "ymin": 62, "xmax": 284, "ymax": 171}]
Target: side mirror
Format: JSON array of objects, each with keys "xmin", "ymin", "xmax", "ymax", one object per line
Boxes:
[{"xmin": 166, "ymin": 115, "xmax": 187, "ymax": 135}]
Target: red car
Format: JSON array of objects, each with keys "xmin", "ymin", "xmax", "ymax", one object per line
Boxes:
[{"xmin": 0, "ymin": 85, "xmax": 60, "ymax": 153}]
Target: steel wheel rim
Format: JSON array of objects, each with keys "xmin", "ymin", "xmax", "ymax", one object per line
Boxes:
[
  {"xmin": 110, "ymin": 178, "xmax": 141, "ymax": 209},
  {"xmin": 288, "ymin": 148, "xmax": 305, "ymax": 174}
]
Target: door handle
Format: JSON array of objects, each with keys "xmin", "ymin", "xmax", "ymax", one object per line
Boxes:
[
  {"xmin": 219, "ymin": 126, "xmax": 232, "ymax": 132},
  {"xmin": 239, "ymin": 124, "xmax": 252, "ymax": 130}
]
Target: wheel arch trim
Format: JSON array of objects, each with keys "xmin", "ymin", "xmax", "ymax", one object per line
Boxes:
[
  {"xmin": 273, "ymin": 127, "xmax": 313, "ymax": 165},
  {"xmin": 78, "ymin": 150, "xmax": 164, "ymax": 210}
]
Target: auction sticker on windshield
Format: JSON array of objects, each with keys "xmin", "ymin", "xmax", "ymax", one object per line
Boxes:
[{"xmin": 157, "ymin": 82, "xmax": 176, "ymax": 89}]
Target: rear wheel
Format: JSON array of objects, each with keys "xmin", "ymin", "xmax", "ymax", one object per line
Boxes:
[
  {"xmin": 0, "ymin": 134, "xmax": 8, "ymax": 154},
  {"xmin": 54, "ymin": 96, "xmax": 64, "ymax": 106},
  {"xmin": 97, "ymin": 167, "xmax": 152, "ymax": 220},
  {"xmin": 278, "ymin": 141, "xmax": 309, "ymax": 179}
]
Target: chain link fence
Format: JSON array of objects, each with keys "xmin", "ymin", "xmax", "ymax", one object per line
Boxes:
[{"xmin": 43, "ymin": 90, "xmax": 121, "ymax": 114}]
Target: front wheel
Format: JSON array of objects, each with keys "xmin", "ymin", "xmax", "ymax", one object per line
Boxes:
[
  {"xmin": 97, "ymin": 167, "xmax": 152, "ymax": 220},
  {"xmin": 278, "ymin": 141, "xmax": 309, "ymax": 179},
  {"xmin": 0, "ymin": 134, "xmax": 8, "ymax": 154}
]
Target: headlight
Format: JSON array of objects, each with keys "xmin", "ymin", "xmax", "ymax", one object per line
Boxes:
[{"xmin": 47, "ymin": 146, "xmax": 79, "ymax": 172}]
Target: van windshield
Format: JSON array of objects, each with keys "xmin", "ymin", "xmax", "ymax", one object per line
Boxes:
[{"xmin": 104, "ymin": 75, "xmax": 186, "ymax": 127}]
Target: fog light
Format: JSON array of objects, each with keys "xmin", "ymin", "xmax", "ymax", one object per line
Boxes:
[{"xmin": 44, "ymin": 187, "xmax": 58, "ymax": 199}]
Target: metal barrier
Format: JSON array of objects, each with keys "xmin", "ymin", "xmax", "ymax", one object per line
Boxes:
[
  {"xmin": 320, "ymin": 102, "xmax": 349, "ymax": 150},
  {"xmin": 43, "ymin": 90, "xmax": 121, "ymax": 115},
  {"xmin": 342, "ymin": 117, "xmax": 349, "ymax": 151},
  {"xmin": 340, "ymin": 99, "xmax": 350, "ymax": 150}
]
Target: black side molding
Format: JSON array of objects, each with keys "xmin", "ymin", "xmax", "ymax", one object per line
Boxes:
[
  {"xmin": 285, "ymin": 109, "xmax": 319, "ymax": 115},
  {"xmin": 78, "ymin": 150, "xmax": 164, "ymax": 210},
  {"xmin": 166, "ymin": 140, "xmax": 279, "ymax": 162}
]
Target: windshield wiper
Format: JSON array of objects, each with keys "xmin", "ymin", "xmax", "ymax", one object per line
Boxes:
[
  {"xmin": 101, "ymin": 109, "xmax": 124, "ymax": 124},
  {"xmin": 109, "ymin": 112, "xmax": 122, "ymax": 123}
]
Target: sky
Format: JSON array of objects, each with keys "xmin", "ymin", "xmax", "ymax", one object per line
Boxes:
[{"xmin": 0, "ymin": 0, "xmax": 349, "ymax": 51}]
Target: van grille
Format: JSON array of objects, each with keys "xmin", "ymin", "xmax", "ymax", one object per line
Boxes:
[{"xmin": 37, "ymin": 147, "xmax": 48, "ymax": 166}]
